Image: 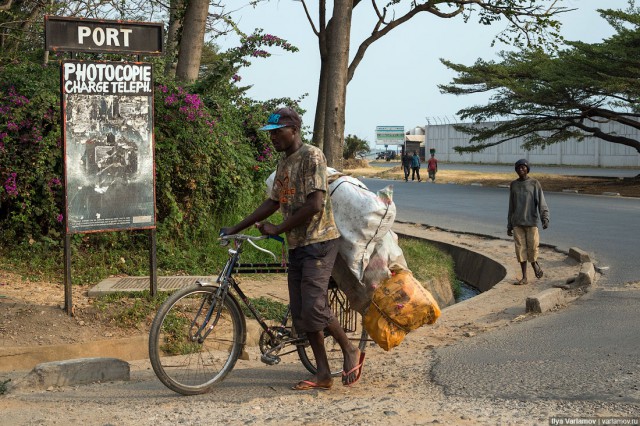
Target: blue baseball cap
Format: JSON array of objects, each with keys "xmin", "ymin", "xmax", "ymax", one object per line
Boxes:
[{"xmin": 259, "ymin": 107, "xmax": 302, "ymax": 131}]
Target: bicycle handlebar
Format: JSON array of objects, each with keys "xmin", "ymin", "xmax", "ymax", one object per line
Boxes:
[
  {"xmin": 219, "ymin": 233, "xmax": 284, "ymax": 243},
  {"xmin": 219, "ymin": 233, "xmax": 285, "ymax": 262}
]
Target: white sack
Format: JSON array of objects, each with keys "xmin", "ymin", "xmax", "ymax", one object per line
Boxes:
[{"xmin": 266, "ymin": 169, "xmax": 396, "ymax": 281}]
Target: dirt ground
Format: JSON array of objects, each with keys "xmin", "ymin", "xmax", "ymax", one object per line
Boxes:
[{"xmin": 0, "ymin": 229, "xmax": 605, "ymax": 425}]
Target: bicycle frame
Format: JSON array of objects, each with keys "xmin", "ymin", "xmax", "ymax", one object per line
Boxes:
[{"xmin": 193, "ymin": 235, "xmax": 308, "ymax": 360}]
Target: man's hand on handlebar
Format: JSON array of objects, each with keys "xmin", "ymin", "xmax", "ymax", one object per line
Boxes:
[{"xmin": 255, "ymin": 221, "xmax": 279, "ymax": 236}]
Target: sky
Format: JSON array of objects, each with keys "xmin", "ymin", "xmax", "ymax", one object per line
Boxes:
[{"xmin": 219, "ymin": 0, "xmax": 630, "ymax": 148}]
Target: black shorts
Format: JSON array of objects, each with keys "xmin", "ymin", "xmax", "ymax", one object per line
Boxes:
[{"xmin": 287, "ymin": 239, "xmax": 339, "ymax": 334}]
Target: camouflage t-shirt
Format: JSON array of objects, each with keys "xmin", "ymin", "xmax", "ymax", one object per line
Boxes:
[{"xmin": 270, "ymin": 144, "xmax": 340, "ymax": 249}]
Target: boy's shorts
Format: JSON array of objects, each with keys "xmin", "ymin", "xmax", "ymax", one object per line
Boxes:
[{"xmin": 513, "ymin": 226, "xmax": 539, "ymax": 262}]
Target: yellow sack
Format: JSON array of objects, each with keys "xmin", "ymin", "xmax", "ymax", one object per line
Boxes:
[{"xmin": 363, "ymin": 270, "xmax": 441, "ymax": 351}]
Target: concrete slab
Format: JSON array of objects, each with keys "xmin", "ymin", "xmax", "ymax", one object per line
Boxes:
[
  {"xmin": 526, "ymin": 288, "xmax": 566, "ymax": 313},
  {"xmin": 20, "ymin": 358, "xmax": 129, "ymax": 389},
  {"xmin": 568, "ymin": 247, "xmax": 591, "ymax": 263},
  {"xmin": 88, "ymin": 275, "xmax": 217, "ymax": 297}
]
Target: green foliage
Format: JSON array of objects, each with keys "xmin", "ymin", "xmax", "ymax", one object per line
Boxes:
[
  {"xmin": 0, "ymin": 62, "xmax": 63, "ymax": 240},
  {"xmin": 440, "ymin": 6, "xmax": 640, "ymax": 154},
  {"xmin": 343, "ymin": 134, "xmax": 371, "ymax": 159}
]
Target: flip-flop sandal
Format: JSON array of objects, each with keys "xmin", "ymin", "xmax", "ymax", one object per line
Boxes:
[
  {"xmin": 342, "ymin": 352, "xmax": 366, "ymax": 387},
  {"xmin": 291, "ymin": 380, "xmax": 332, "ymax": 391},
  {"xmin": 514, "ymin": 278, "xmax": 528, "ymax": 286},
  {"xmin": 534, "ymin": 263, "xmax": 544, "ymax": 279}
]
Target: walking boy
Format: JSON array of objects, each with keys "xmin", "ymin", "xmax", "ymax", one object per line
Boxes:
[
  {"xmin": 507, "ymin": 159, "xmax": 550, "ymax": 285},
  {"xmin": 411, "ymin": 151, "xmax": 421, "ymax": 182},
  {"xmin": 221, "ymin": 107, "xmax": 364, "ymax": 390}
]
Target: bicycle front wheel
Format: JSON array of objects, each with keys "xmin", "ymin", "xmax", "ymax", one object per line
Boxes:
[{"xmin": 149, "ymin": 285, "xmax": 244, "ymax": 395}]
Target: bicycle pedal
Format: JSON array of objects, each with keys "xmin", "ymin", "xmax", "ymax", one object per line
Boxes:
[{"xmin": 260, "ymin": 354, "xmax": 281, "ymax": 365}]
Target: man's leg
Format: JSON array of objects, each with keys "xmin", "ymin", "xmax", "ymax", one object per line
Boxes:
[
  {"xmin": 324, "ymin": 318, "xmax": 361, "ymax": 385},
  {"xmin": 526, "ymin": 227, "xmax": 543, "ymax": 278},
  {"xmin": 291, "ymin": 240, "xmax": 362, "ymax": 388},
  {"xmin": 513, "ymin": 227, "xmax": 529, "ymax": 284},
  {"xmin": 306, "ymin": 318, "xmax": 360, "ymax": 386}
]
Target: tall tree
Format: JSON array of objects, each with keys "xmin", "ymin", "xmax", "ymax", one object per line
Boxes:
[
  {"xmin": 175, "ymin": 1, "xmax": 209, "ymax": 83},
  {"xmin": 439, "ymin": 7, "xmax": 640, "ymax": 154},
  {"xmin": 300, "ymin": 0, "xmax": 566, "ymax": 169}
]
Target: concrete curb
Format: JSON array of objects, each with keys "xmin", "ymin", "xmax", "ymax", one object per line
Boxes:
[
  {"xmin": 13, "ymin": 358, "xmax": 129, "ymax": 390},
  {"xmin": 529, "ymin": 252, "xmax": 597, "ymax": 312},
  {"xmin": 526, "ymin": 288, "xmax": 567, "ymax": 313}
]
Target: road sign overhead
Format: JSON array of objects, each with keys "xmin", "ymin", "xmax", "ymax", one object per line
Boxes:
[{"xmin": 375, "ymin": 125, "xmax": 404, "ymax": 145}]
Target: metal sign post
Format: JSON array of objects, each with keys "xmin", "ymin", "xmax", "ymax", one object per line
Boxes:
[{"xmin": 46, "ymin": 16, "xmax": 163, "ymax": 314}]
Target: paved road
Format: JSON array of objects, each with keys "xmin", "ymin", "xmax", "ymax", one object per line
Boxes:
[
  {"xmin": 363, "ymin": 178, "xmax": 640, "ymax": 284},
  {"xmin": 363, "ymin": 176, "xmax": 640, "ymax": 404},
  {"xmin": 370, "ymin": 161, "xmax": 640, "ymax": 178}
]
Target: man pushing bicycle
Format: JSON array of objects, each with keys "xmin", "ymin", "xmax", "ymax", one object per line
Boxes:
[{"xmin": 221, "ymin": 107, "xmax": 364, "ymax": 390}]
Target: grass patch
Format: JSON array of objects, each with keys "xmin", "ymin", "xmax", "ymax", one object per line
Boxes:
[
  {"xmin": 241, "ymin": 297, "xmax": 288, "ymax": 321},
  {"xmin": 94, "ymin": 290, "xmax": 171, "ymax": 328},
  {"xmin": 398, "ymin": 237, "xmax": 456, "ymax": 285}
]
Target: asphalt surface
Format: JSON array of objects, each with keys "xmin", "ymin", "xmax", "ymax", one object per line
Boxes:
[
  {"xmin": 371, "ymin": 160, "xmax": 640, "ymax": 178},
  {"xmin": 363, "ymin": 169, "xmax": 640, "ymax": 405},
  {"xmin": 363, "ymin": 178, "xmax": 640, "ymax": 285}
]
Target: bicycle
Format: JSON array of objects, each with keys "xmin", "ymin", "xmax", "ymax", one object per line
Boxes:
[{"xmin": 149, "ymin": 233, "xmax": 369, "ymax": 395}]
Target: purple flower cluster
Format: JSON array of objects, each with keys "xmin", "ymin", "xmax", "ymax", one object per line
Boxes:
[
  {"xmin": 257, "ymin": 145, "xmax": 273, "ymax": 162},
  {"xmin": 4, "ymin": 172, "xmax": 18, "ymax": 196},
  {"xmin": 156, "ymin": 85, "xmax": 215, "ymax": 131},
  {"xmin": 7, "ymin": 87, "xmax": 29, "ymax": 107},
  {"xmin": 251, "ymin": 50, "xmax": 269, "ymax": 58}
]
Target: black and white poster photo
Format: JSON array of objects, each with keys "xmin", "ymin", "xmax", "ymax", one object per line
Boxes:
[{"xmin": 63, "ymin": 61, "xmax": 155, "ymax": 233}]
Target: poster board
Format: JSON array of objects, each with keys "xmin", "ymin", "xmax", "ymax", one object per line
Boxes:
[{"xmin": 62, "ymin": 60, "xmax": 155, "ymax": 233}]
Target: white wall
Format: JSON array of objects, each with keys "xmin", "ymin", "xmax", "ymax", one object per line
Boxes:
[{"xmin": 426, "ymin": 121, "xmax": 640, "ymax": 167}]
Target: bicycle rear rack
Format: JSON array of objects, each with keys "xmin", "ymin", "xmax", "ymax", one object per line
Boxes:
[{"xmin": 329, "ymin": 287, "xmax": 358, "ymax": 333}]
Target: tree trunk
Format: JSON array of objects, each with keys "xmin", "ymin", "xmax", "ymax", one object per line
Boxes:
[
  {"xmin": 312, "ymin": 61, "xmax": 328, "ymax": 150},
  {"xmin": 175, "ymin": 0, "xmax": 208, "ymax": 83},
  {"xmin": 320, "ymin": 0, "xmax": 353, "ymax": 170},
  {"xmin": 164, "ymin": 0, "xmax": 185, "ymax": 78}
]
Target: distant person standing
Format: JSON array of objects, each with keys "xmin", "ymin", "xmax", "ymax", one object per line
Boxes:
[
  {"xmin": 411, "ymin": 151, "xmax": 421, "ymax": 182},
  {"xmin": 402, "ymin": 152, "xmax": 411, "ymax": 182},
  {"xmin": 427, "ymin": 153, "xmax": 438, "ymax": 182},
  {"xmin": 507, "ymin": 159, "xmax": 549, "ymax": 285}
]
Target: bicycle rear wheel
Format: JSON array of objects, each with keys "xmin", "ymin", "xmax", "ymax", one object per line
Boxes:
[{"xmin": 149, "ymin": 285, "xmax": 244, "ymax": 395}]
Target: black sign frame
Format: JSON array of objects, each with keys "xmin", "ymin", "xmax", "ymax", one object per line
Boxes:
[{"xmin": 45, "ymin": 16, "xmax": 163, "ymax": 55}]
